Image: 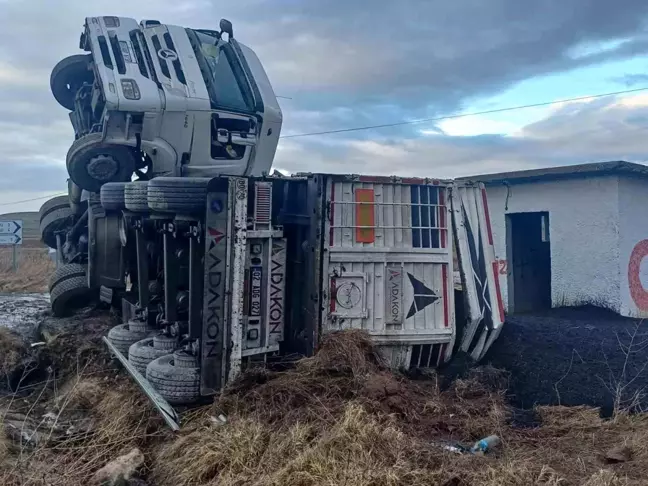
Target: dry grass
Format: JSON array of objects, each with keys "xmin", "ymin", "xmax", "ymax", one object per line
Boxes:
[
  {"xmin": 0, "ymin": 249, "xmax": 54, "ymax": 293},
  {"xmin": 0, "ymin": 328, "xmax": 28, "ymax": 379},
  {"xmin": 0, "ymin": 422, "xmax": 8, "ymax": 464},
  {"xmin": 1, "ymin": 330, "xmax": 648, "ymax": 485},
  {"xmin": 0, "ymin": 374, "xmax": 162, "ymax": 486}
]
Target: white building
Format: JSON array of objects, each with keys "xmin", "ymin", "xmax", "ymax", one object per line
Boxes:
[{"xmin": 464, "ymin": 161, "xmax": 648, "ymax": 318}]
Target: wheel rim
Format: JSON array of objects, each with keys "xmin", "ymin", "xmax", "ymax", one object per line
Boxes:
[
  {"xmin": 67, "ymin": 136, "xmax": 136, "ymax": 192},
  {"xmin": 87, "ymin": 155, "xmax": 119, "ymax": 181}
]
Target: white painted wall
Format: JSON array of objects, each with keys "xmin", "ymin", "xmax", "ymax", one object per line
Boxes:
[
  {"xmin": 485, "ymin": 176, "xmax": 622, "ymax": 314},
  {"xmin": 618, "ymin": 177, "xmax": 648, "ymax": 318}
]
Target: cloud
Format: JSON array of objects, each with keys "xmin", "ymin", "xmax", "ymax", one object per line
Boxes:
[
  {"xmin": 2, "ymin": 1, "xmax": 648, "ymax": 210},
  {"xmin": 274, "ymin": 93, "xmax": 648, "ymax": 177},
  {"xmin": 612, "ymin": 73, "xmax": 648, "ymax": 87}
]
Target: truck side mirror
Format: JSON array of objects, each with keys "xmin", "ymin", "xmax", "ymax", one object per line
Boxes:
[{"xmin": 220, "ymin": 19, "xmax": 233, "ymax": 38}]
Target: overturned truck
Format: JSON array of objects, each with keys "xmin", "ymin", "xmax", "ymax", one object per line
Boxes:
[
  {"xmin": 45, "ymin": 174, "xmax": 505, "ymax": 427},
  {"xmin": 40, "ymin": 16, "xmax": 504, "ymax": 428}
]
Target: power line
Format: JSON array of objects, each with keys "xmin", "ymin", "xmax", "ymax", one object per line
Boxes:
[
  {"xmin": 0, "ymin": 193, "xmax": 66, "ymax": 207},
  {"xmin": 1, "ymin": 87, "xmax": 646, "ymax": 208},
  {"xmin": 280, "ymin": 87, "xmax": 648, "ymax": 139}
]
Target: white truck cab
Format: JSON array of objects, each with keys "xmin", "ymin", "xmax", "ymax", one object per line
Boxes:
[{"xmin": 51, "ymin": 16, "xmax": 282, "ymax": 192}]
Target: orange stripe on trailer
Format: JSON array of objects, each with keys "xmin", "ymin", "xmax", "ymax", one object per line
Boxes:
[{"xmin": 355, "ymin": 188, "xmax": 375, "ymax": 243}]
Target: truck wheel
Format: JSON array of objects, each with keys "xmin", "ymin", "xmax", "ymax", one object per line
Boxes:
[
  {"xmin": 146, "ymin": 351, "xmax": 200, "ymax": 404},
  {"xmin": 147, "ymin": 177, "xmax": 210, "ymax": 213},
  {"xmin": 39, "ymin": 196, "xmax": 73, "ymax": 249},
  {"xmin": 49, "ymin": 264, "xmax": 92, "ymax": 317},
  {"xmin": 107, "ymin": 321, "xmax": 153, "ymax": 356},
  {"xmin": 100, "ymin": 182, "xmax": 127, "ymax": 210},
  {"xmin": 128, "ymin": 337, "xmax": 175, "ymax": 375},
  {"xmin": 153, "ymin": 334, "xmax": 178, "ymax": 352},
  {"xmin": 67, "ymin": 133, "xmax": 136, "ymax": 193},
  {"xmin": 50, "ymin": 54, "xmax": 93, "ymax": 111},
  {"xmin": 124, "ymin": 181, "xmax": 150, "ymax": 212}
]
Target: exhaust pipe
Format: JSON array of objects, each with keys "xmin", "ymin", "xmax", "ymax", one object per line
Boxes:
[{"xmin": 68, "ymin": 179, "xmax": 86, "ymax": 215}]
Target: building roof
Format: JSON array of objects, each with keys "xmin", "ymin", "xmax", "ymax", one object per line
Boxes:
[{"xmin": 460, "ymin": 161, "xmax": 648, "ymax": 185}]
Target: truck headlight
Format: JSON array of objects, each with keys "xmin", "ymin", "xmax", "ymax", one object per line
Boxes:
[{"xmin": 120, "ymin": 79, "xmax": 141, "ymax": 100}]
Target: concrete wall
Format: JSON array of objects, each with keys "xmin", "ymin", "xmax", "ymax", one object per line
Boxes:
[
  {"xmin": 485, "ymin": 176, "xmax": 622, "ymax": 314},
  {"xmin": 618, "ymin": 177, "xmax": 648, "ymax": 318}
]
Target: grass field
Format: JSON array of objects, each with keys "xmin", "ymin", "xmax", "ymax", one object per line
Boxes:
[{"xmin": 0, "ymin": 248, "xmax": 54, "ymax": 293}]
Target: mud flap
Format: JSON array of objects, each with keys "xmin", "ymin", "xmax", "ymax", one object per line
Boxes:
[
  {"xmin": 88, "ymin": 198, "xmax": 126, "ymax": 290},
  {"xmin": 103, "ymin": 337, "xmax": 180, "ymax": 431},
  {"xmin": 451, "ymin": 182, "xmax": 505, "ymax": 361}
]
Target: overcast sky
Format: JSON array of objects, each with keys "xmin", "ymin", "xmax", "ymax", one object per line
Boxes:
[{"xmin": 1, "ymin": 0, "xmax": 648, "ymax": 211}]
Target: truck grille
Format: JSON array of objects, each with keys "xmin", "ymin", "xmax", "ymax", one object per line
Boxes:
[
  {"xmin": 149, "ymin": 33, "xmax": 187, "ymax": 85},
  {"xmin": 151, "ymin": 35, "xmax": 171, "ymax": 79},
  {"xmin": 97, "ymin": 35, "xmax": 113, "ymax": 69},
  {"xmin": 108, "ymin": 33, "xmax": 127, "ymax": 74},
  {"xmin": 163, "ymin": 33, "xmax": 187, "ymax": 85},
  {"xmin": 129, "ymin": 31, "xmax": 149, "ymax": 78}
]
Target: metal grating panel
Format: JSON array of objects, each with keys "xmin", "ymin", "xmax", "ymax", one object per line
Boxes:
[
  {"xmin": 254, "ymin": 182, "xmax": 272, "ymax": 230},
  {"xmin": 328, "ymin": 182, "xmax": 448, "ymax": 249},
  {"xmin": 409, "ymin": 343, "xmax": 446, "ymax": 369}
]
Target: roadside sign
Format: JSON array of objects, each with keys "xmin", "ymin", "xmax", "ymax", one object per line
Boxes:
[
  {"xmin": 0, "ymin": 220, "xmax": 22, "ymax": 246},
  {"xmin": 0, "ymin": 234, "xmax": 21, "ymax": 245}
]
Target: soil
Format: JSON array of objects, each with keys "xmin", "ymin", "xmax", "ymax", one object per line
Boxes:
[
  {"xmin": 0, "ymin": 306, "xmax": 648, "ymax": 485},
  {"xmin": 0, "ymin": 293, "xmax": 49, "ymax": 339},
  {"xmin": 486, "ymin": 306, "xmax": 648, "ymax": 415}
]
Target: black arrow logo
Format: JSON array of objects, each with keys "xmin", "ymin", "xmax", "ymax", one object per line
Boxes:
[
  {"xmin": 13, "ymin": 221, "xmax": 21, "ymax": 234},
  {"xmin": 406, "ymin": 273, "xmax": 439, "ymax": 319}
]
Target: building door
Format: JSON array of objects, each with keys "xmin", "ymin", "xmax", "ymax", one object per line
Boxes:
[{"xmin": 506, "ymin": 212, "xmax": 551, "ymax": 313}]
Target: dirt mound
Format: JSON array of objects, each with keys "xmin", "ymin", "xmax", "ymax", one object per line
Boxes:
[{"xmin": 1, "ymin": 327, "xmax": 648, "ymax": 485}]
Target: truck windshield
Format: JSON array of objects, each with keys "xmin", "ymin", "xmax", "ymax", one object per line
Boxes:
[{"xmin": 186, "ymin": 29, "xmax": 254, "ymax": 113}]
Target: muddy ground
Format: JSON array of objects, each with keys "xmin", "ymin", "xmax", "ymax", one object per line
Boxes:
[{"xmin": 487, "ymin": 306, "xmax": 648, "ymax": 415}]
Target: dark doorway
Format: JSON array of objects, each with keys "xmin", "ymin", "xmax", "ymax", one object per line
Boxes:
[{"xmin": 506, "ymin": 212, "xmax": 551, "ymax": 313}]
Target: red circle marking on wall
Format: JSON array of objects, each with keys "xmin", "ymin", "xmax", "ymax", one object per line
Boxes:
[{"xmin": 628, "ymin": 239, "xmax": 648, "ymax": 311}]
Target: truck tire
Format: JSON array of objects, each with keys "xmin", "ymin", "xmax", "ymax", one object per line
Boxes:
[
  {"xmin": 49, "ymin": 264, "xmax": 92, "ymax": 317},
  {"xmin": 124, "ymin": 181, "xmax": 149, "ymax": 212},
  {"xmin": 153, "ymin": 334, "xmax": 178, "ymax": 352},
  {"xmin": 128, "ymin": 337, "xmax": 174, "ymax": 375},
  {"xmin": 107, "ymin": 321, "xmax": 153, "ymax": 356},
  {"xmin": 39, "ymin": 196, "xmax": 73, "ymax": 249},
  {"xmin": 147, "ymin": 177, "xmax": 210, "ymax": 213},
  {"xmin": 67, "ymin": 133, "xmax": 136, "ymax": 193},
  {"xmin": 146, "ymin": 352, "xmax": 200, "ymax": 404},
  {"xmin": 100, "ymin": 182, "xmax": 127, "ymax": 210},
  {"xmin": 50, "ymin": 54, "xmax": 93, "ymax": 111},
  {"xmin": 48, "ymin": 263, "xmax": 85, "ymax": 292}
]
